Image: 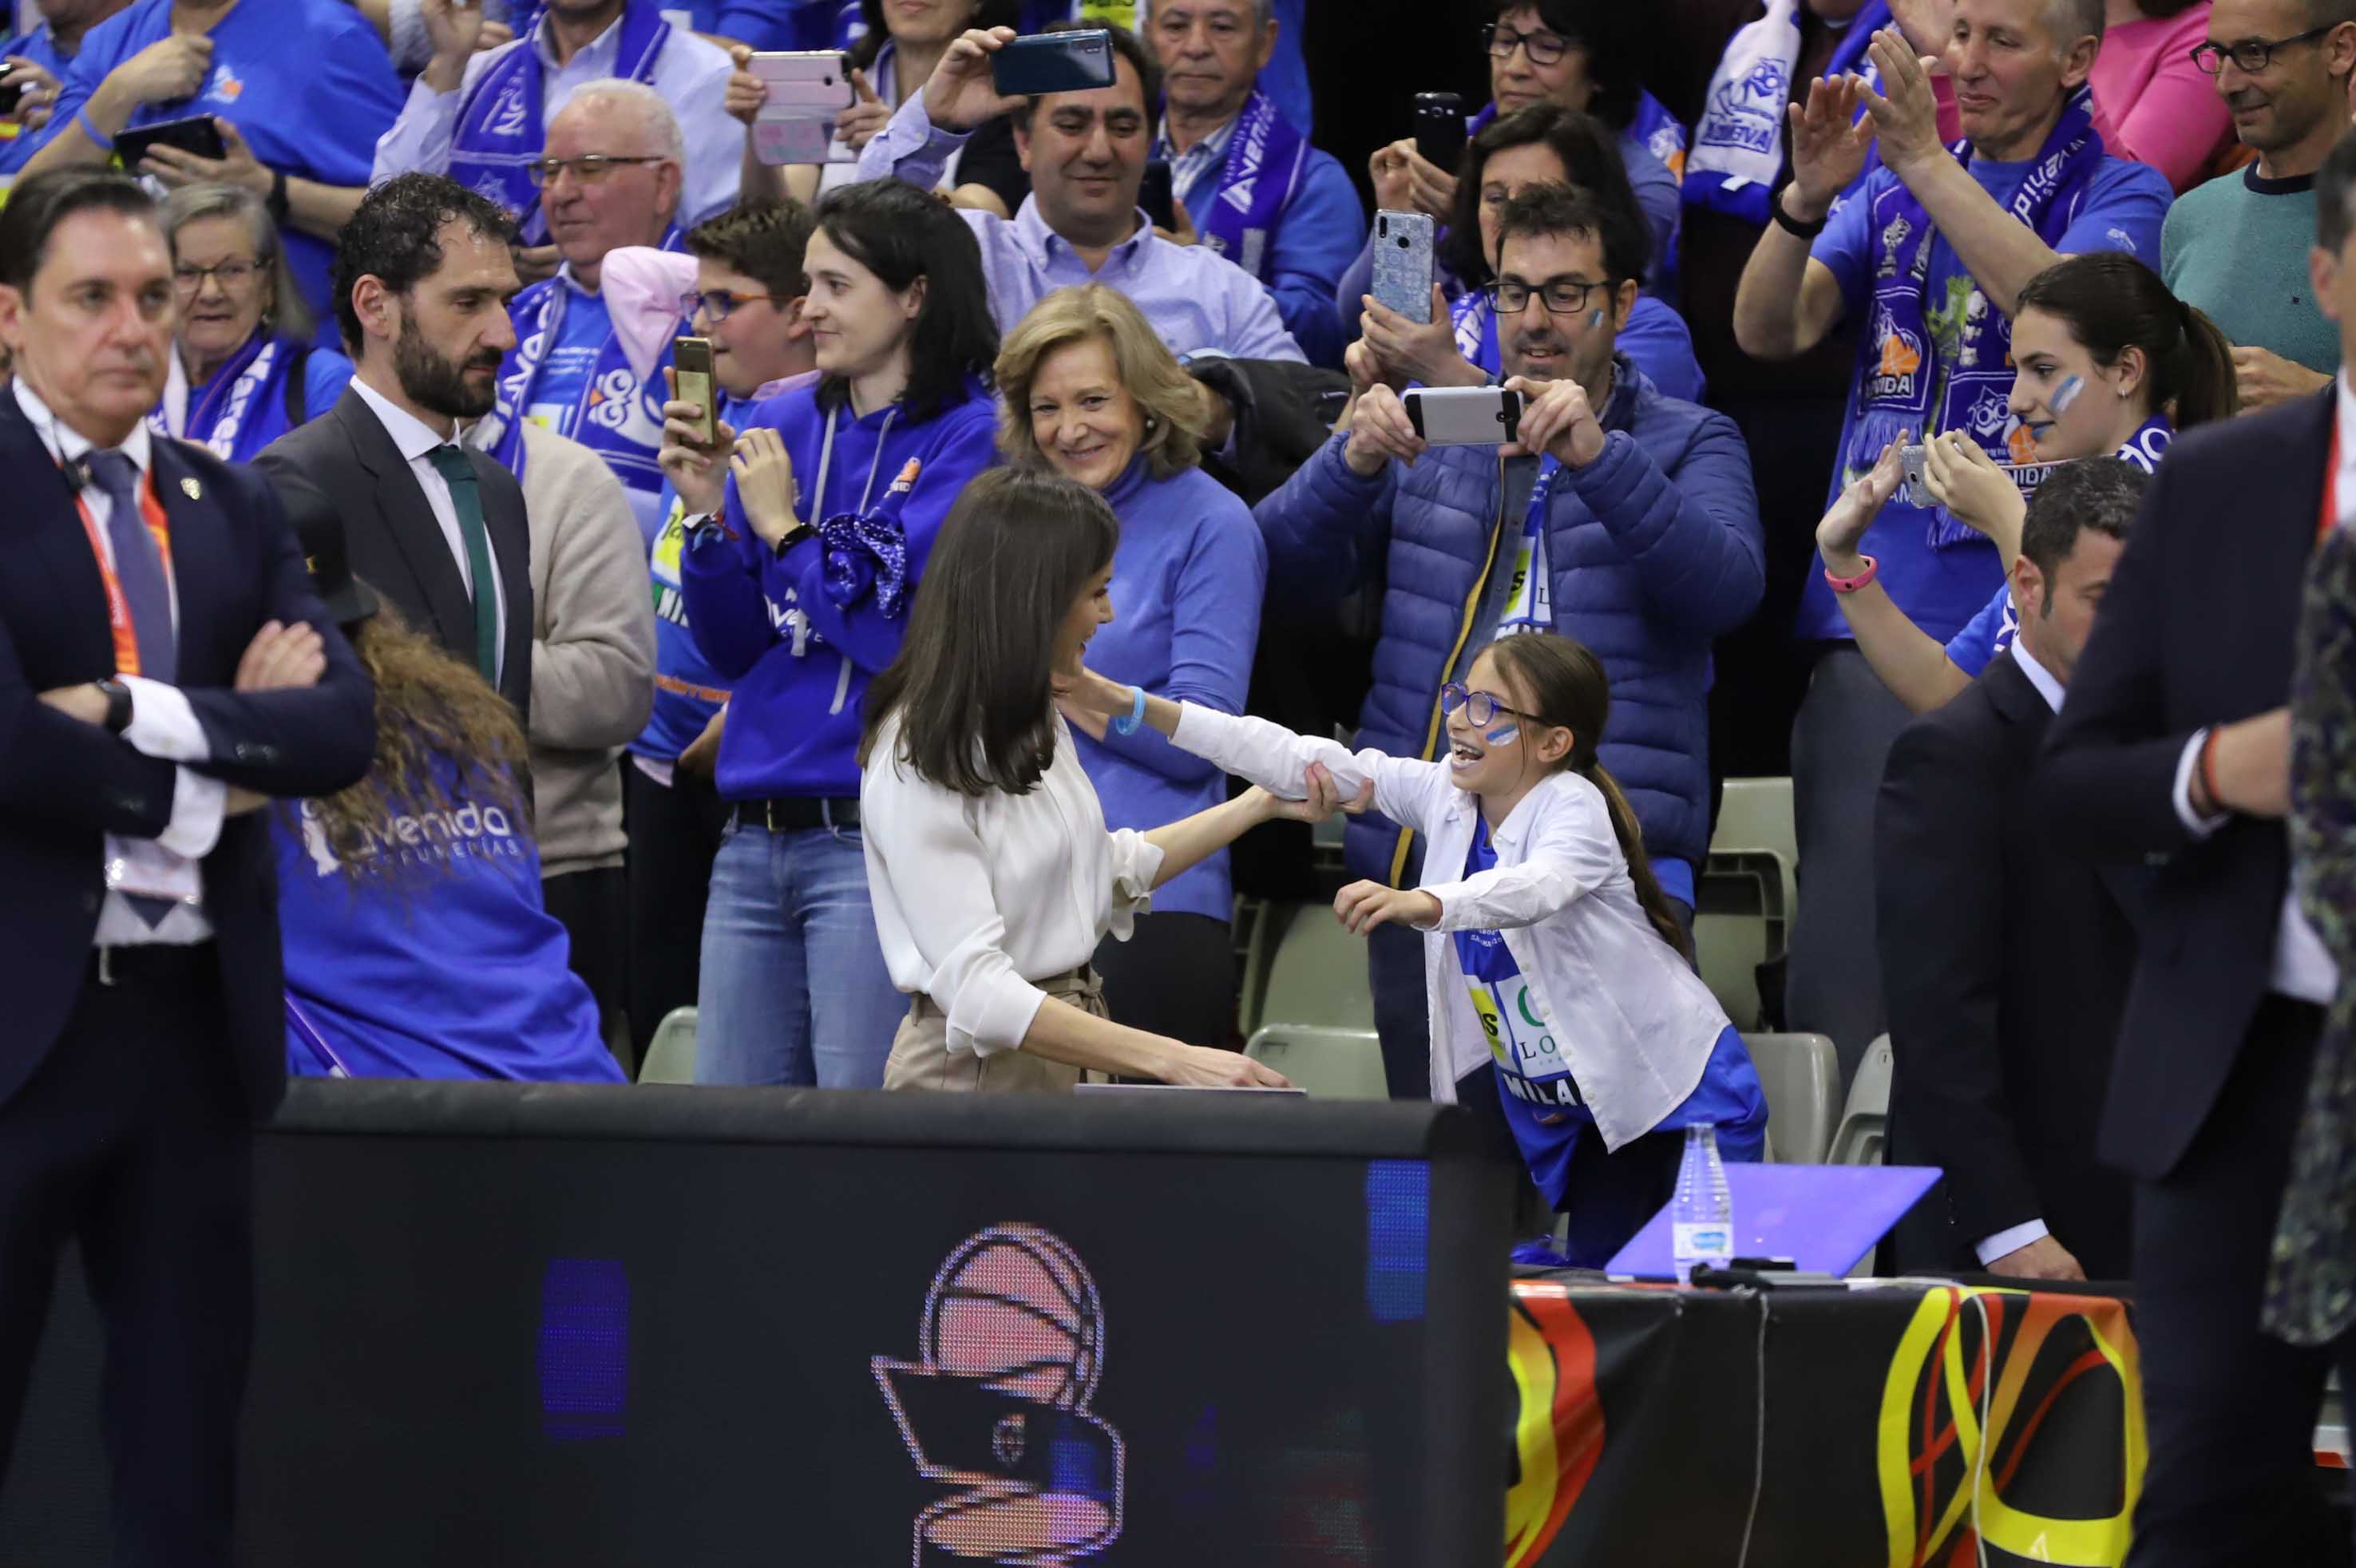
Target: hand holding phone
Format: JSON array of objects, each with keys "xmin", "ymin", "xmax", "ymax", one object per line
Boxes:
[
  {"xmin": 671, "ymin": 338, "xmax": 718, "ymax": 448},
  {"xmin": 922, "ymin": 24, "xmax": 1024, "ymax": 133}
]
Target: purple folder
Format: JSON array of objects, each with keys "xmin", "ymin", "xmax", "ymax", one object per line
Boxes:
[{"xmin": 1605, "ymin": 1164, "xmax": 1943, "ymax": 1277}]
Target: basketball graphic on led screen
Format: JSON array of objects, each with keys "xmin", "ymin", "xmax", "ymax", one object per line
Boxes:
[{"xmin": 923, "ymin": 1225, "xmax": 1103, "ymax": 1410}]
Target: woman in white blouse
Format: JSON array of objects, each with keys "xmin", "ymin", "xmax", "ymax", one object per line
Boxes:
[{"xmin": 857, "ymin": 468, "xmax": 1351, "ymax": 1092}]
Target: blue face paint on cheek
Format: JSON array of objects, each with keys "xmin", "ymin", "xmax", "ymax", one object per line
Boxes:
[
  {"xmin": 2049, "ymin": 374, "xmax": 2085, "ymax": 417},
  {"xmin": 1483, "ymin": 722, "xmax": 1521, "ymax": 746},
  {"xmin": 1589, "ymin": 310, "xmax": 1604, "ymax": 329}
]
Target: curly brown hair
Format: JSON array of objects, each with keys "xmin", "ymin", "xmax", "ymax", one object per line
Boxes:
[{"xmin": 294, "ymin": 600, "xmax": 530, "ymax": 879}]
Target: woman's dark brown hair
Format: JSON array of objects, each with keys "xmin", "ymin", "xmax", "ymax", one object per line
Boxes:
[
  {"xmin": 1482, "ymin": 633, "xmax": 1689, "ymax": 959},
  {"xmin": 1439, "ymin": 101, "xmax": 1647, "ymax": 287},
  {"xmin": 2013, "ymin": 251, "xmax": 2238, "ymax": 431},
  {"xmin": 859, "ymin": 468, "xmax": 1119, "ymax": 796},
  {"xmin": 294, "ymin": 597, "xmax": 530, "ymax": 878}
]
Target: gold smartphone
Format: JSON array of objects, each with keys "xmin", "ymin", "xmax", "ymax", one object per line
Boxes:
[{"xmin": 673, "ymin": 335, "xmax": 717, "ymax": 447}]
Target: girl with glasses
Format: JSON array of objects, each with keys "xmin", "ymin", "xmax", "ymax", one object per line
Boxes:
[
  {"xmin": 1062, "ymin": 632, "xmax": 1767, "ymax": 1265},
  {"xmin": 148, "ymin": 182, "xmax": 354, "ymax": 463}
]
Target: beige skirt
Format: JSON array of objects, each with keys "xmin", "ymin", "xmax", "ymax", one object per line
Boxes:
[{"xmin": 881, "ymin": 966, "xmax": 1107, "ymax": 1093}]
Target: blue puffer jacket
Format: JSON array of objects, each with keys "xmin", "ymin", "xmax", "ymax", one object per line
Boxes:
[{"xmin": 1257, "ymin": 356, "xmax": 1764, "ymax": 885}]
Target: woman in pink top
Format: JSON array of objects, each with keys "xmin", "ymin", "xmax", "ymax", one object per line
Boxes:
[{"xmin": 2090, "ymin": 0, "xmax": 2237, "ymax": 194}]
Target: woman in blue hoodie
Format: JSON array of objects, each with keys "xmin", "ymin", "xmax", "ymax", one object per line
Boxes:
[
  {"xmin": 678, "ymin": 178, "xmax": 1001, "ymax": 1089},
  {"xmin": 993, "ymin": 285, "xmax": 1266, "ymax": 1047}
]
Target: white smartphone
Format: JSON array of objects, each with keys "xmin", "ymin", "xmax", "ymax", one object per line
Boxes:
[
  {"xmin": 1404, "ymin": 386, "xmax": 1523, "ymax": 446},
  {"xmin": 1901, "ymin": 443, "xmax": 1931, "ymax": 507},
  {"xmin": 1370, "ymin": 210, "xmax": 1436, "ymax": 323},
  {"xmin": 748, "ymin": 49, "xmax": 855, "ymax": 165}
]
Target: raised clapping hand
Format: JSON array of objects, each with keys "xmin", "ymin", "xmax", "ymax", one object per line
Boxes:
[
  {"xmin": 1784, "ymin": 73, "xmax": 1875, "ymax": 221},
  {"xmin": 923, "ymin": 26, "xmax": 1025, "ymax": 133},
  {"xmin": 419, "ymin": 0, "xmax": 485, "ymax": 79},
  {"xmin": 1856, "ymin": 27, "xmax": 1947, "ymax": 178},
  {"xmin": 1503, "ymin": 374, "xmax": 1606, "ymax": 469},
  {"xmin": 1816, "ymin": 435, "xmax": 1908, "ymax": 569},
  {"xmin": 659, "ymin": 365, "xmax": 739, "ymax": 519}
]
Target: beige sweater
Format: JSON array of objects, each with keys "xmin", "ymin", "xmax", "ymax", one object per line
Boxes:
[{"xmin": 517, "ymin": 422, "xmax": 656, "ymax": 879}]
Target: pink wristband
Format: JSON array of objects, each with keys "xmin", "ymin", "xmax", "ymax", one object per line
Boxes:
[{"xmin": 1824, "ymin": 554, "xmax": 1879, "ymax": 594}]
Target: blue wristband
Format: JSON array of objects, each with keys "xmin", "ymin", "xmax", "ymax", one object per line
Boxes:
[
  {"xmin": 76, "ymin": 107, "xmax": 114, "ymax": 152},
  {"xmin": 1111, "ymin": 683, "xmax": 1147, "ymax": 736}
]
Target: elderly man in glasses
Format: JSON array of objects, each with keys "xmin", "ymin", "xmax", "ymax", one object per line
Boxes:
[
  {"xmin": 460, "ymin": 79, "xmax": 691, "ymax": 543},
  {"xmin": 2163, "ymin": 0, "xmax": 2356, "ymax": 414},
  {"xmin": 1257, "ymin": 183, "xmax": 1763, "ymax": 1102}
]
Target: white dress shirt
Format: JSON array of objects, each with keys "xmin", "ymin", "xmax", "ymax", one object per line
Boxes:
[
  {"xmin": 1969, "ymin": 638, "xmax": 2069, "ymax": 1269},
  {"xmin": 14, "ymin": 379, "xmax": 224, "ymax": 946},
  {"xmin": 860, "ymin": 710, "xmax": 1165, "ymax": 1059},
  {"xmin": 347, "ymin": 377, "xmax": 508, "ymax": 685},
  {"xmin": 2164, "ymin": 378, "xmax": 2349, "ymax": 1009},
  {"xmin": 1167, "ymin": 703, "xmax": 1728, "ymax": 1150},
  {"xmin": 370, "ymin": 13, "xmax": 742, "ymax": 232}
]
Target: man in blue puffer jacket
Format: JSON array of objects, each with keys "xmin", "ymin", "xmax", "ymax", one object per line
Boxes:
[{"xmin": 1258, "ymin": 185, "xmax": 1764, "ymax": 1101}]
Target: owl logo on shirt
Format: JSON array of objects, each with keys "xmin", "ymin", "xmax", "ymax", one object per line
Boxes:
[{"xmin": 204, "ymin": 63, "xmax": 244, "ymax": 103}]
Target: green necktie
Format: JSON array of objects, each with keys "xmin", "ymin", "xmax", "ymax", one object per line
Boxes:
[{"xmin": 425, "ymin": 444, "xmax": 501, "ymax": 687}]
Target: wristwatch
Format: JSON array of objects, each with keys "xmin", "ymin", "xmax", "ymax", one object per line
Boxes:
[
  {"xmin": 266, "ymin": 167, "xmax": 290, "ymax": 224},
  {"xmin": 97, "ymin": 677, "xmax": 132, "ymax": 734},
  {"xmin": 1824, "ymin": 555, "xmax": 1879, "ymax": 594}
]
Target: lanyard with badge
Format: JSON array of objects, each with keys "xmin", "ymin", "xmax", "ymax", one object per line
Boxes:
[
  {"xmin": 36, "ymin": 405, "xmax": 206, "ymax": 912},
  {"xmin": 1497, "ymin": 456, "xmax": 1561, "ymax": 635}
]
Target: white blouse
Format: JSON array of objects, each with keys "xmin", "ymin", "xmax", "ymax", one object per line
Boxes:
[{"xmin": 860, "ymin": 709, "xmax": 1164, "ymax": 1059}]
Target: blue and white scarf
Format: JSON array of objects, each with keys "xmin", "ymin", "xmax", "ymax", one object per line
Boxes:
[
  {"xmin": 1156, "ymin": 87, "xmax": 1308, "ymax": 283},
  {"xmin": 1857, "ymin": 86, "xmax": 2105, "ymax": 548},
  {"xmin": 148, "ymin": 329, "xmax": 302, "ymax": 463},
  {"xmin": 448, "ymin": 0, "xmax": 671, "ymax": 245},
  {"xmin": 475, "ymin": 246, "xmax": 679, "ymax": 492},
  {"xmin": 1685, "ymin": 0, "xmax": 1887, "ymax": 225}
]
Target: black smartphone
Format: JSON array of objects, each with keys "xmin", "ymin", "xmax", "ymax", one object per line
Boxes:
[
  {"xmin": 1413, "ymin": 92, "xmax": 1465, "ymax": 173},
  {"xmin": 672, "ymin": 335, "xmax": 717, "ymax": 446},
  {"xmin": 115, "ymin": 115, "xmax": 227, "ymax": 168},
  {"xmin": 1138, "ymin": 159, "xmax": 1176, "ymax": 232},
  {"xmin": 990, "ymin": 30, "xmax": 1117, "ymax": 97},
  {"xmin": 0, "ymin": 68, "xmax": 23, "ymax": 119}
]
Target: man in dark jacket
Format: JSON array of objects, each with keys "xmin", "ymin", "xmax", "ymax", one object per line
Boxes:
[
  {"xmin": 1875, "ymin": 457, "xmax": 2140, "ymax": 1283},
  {"xmin": 1257, "ymin": 184, "xmax": 1764, "ymax": 1101}
]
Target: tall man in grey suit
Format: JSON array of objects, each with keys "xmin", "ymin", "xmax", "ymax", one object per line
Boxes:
[{"xmin": 257, "ymin": 173, "xmax": 533, "ymax": 718}]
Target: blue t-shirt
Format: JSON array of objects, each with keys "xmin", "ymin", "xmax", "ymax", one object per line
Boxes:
[
  {"xmin": 1454, "ymin": 825, "xmax": 1768, "ymax": 1211},
  {"xmin": 1797, "ymin": 152, "xmax": 2172, "ymax": 643},
  {"xmin": 0, "ymin": 22, "xmax": 73, "ymax": 175},
  {"xmin": 523, "ymin": 284, "xmax": 613, "ymax": 441},
  {"xmin": 275, "ymin": 754, "xmax": 623, "ymax": 1083},
  {"xmin": 46, "ymin": 0, "xmax": 403, "ymax": 349}
]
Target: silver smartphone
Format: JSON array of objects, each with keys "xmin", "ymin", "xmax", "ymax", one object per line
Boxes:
[
  {"xmin": 1901, "ymin": 443, "xmax": 1931, "ymax": 507},
  {"xmin": 1404, "ymin": 386, "xmax": 1522, "ymax": 446},
  {"xmin": 748, "ymin": 49, "xmax": 856, "ymax": 165},
  {"xmin": 1370, "ymin": 209, "xmax": 1435, "ymax": 323}
]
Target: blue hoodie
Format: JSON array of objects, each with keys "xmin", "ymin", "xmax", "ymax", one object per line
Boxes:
[{"xmin": 680, "ymin": 376, "xmax": 1000, "ymax": 801}]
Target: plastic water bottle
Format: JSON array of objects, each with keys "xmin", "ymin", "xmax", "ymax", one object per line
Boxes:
[{"xmin": 1671, "ymin": 1124, "xmax": 1733, "ymax": 1283}]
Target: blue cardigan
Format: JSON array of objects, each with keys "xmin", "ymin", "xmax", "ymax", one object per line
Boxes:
[
  {"xmin": 1074, "ymin": 459, "xmax": 1267, "ymax": 923},
  {"xmin": 1255, "ymin": 357, "xmax": 1764, "ymax": 885}
]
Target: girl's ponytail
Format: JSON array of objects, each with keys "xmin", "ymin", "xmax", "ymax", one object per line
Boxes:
[{"xmin": 1587, "ymin": 759, "xmax": 1691, "ymax": 961}]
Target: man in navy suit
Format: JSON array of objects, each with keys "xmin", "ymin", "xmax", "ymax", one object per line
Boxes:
[
  {"xmin": 0, "ymin": 168, "xmax": 374, "ymax": 1566},
  {"xmin": 2041, "ymin": 128, "xmax": 2356, "ymax": 1568}
]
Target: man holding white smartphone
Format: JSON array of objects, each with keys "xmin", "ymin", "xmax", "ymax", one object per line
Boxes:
[{"xmin": 1258, "ymin": 184, "xmax": 1764, "ymax": 1103}]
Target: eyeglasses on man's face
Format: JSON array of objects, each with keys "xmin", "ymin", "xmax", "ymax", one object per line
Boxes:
[
  {"xmin": 2189, "ymin": 23, "xmax": 2336, "ymax": 76},
  {"xmin": 1488, "ymin": 275, "xmax": 1613, "ymax": 318},
  {"xmin": 525, "ymin": 153, "xmax": 664, "ymax": 188}
]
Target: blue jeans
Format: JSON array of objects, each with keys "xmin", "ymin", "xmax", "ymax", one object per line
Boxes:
[{"xmin": 695, "ymin": 819, "xmax": 901, "ymax": 1087}]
